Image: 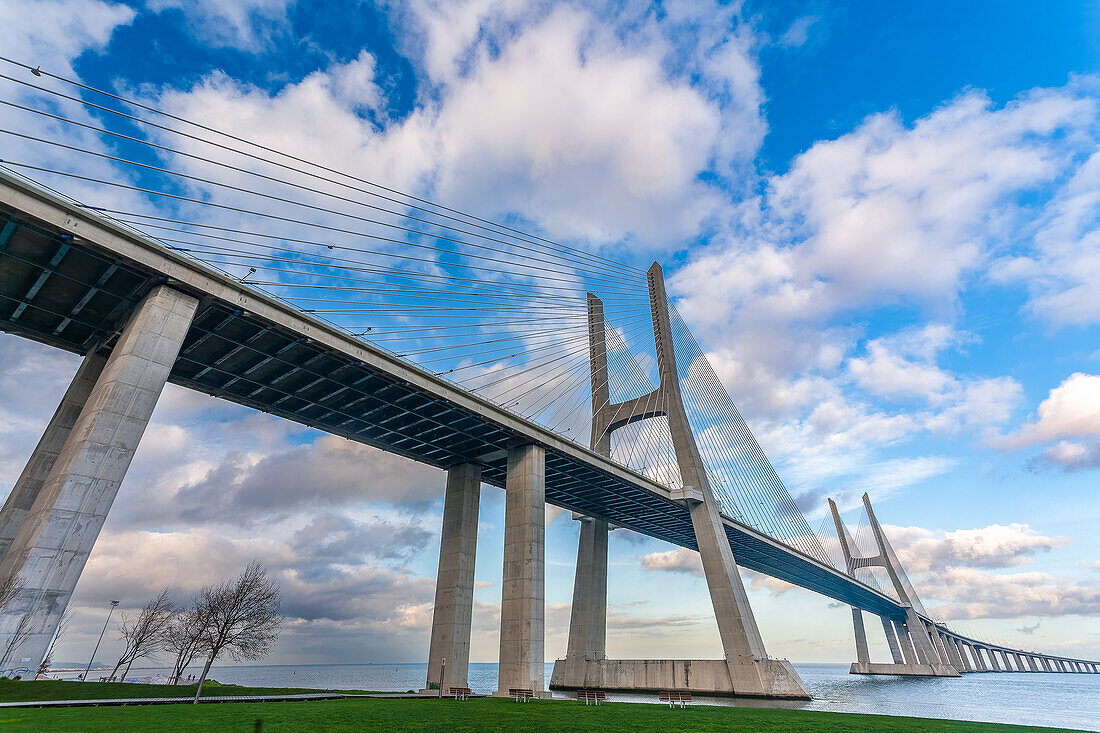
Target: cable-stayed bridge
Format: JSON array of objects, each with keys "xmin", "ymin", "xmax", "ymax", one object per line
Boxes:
[{"xmin": 0, "ymin": 59, "xmax": 1095, "ymax": 694}]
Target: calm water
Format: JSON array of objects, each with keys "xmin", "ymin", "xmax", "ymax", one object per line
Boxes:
[{"xmin": 62, "ymin": 662, "xmax": 1100, "ymax": 730}]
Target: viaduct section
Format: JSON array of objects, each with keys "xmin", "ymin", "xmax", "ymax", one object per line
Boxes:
[{"xmin": 0, "ymin": 170, "xmax": 1096, "ymax": 690}]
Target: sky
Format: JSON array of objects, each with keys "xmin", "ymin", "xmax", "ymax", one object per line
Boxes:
[{"xmin": 1, "ymin": 0, "xmax": 1099, "ymax": 669}]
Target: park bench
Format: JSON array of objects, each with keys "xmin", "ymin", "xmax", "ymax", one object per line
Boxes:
[
  {"xmin": 658, "ymin": 691, "xmax": 692, "ymax": 708},
  {"xmin": 509, "ymin": 688, "xmax": 535, "ymax": 702},
  {"xmin": 576, "ymin": 689, "xmax": 606, "ymax": 705},
  {"xmin": 447, "ymin": 687, "xmax": 472, "ymax": 701}
]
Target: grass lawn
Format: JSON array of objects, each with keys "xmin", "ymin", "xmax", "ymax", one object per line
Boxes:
[
  {"xmin": 0, "ymin": 695, "xmax": 1084, "ymax": 732},
  {"xmin": 0, "ymin": 678, "xmax": 383, "ymax": 702}
]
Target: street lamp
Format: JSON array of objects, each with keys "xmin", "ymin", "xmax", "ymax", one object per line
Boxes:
[{"xmin": 82, "ymin": 600, "xmax": 119, "ymax": 682}]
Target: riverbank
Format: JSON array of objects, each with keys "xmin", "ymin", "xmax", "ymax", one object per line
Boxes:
[{"xmin": 0, "ymin": 681, "xmax": 1087, "ymax": 733}]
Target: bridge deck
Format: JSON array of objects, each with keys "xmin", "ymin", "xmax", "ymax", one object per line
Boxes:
[{"xmin": 0, "ymin": 171, "xmax": 900, "ymax": 617}]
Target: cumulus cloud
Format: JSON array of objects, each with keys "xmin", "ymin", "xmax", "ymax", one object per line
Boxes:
[
  {"xmin": 994, "ymin": 373, "xmax": 1100, "ymax": 469},
  {"xmin": 919, "ymin": 567, "xmax": 1100, "ymax": 620},
  {"xmin": 666, "ymin": 82, "xmax": 1095, "ymax": 498},
  {"xmin": 123, "ymin": 433, "xmax": 445, "ymax": 529},
  {"xmin": 641, "ymin": 547, "xmax": 702, "ymax": 576},
  {"xmin": 875, "ymin": 521, "xmax": 1095, "ymax": 621},
  {"xmin": 0, "ymin": 0, "xmax": 134, "ymax": 73},
  {"xmin": 885, "ymin": 522, "xmax": 1067, "ymax": 574}
]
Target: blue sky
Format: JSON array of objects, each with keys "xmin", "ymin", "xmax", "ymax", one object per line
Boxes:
[{"xmin": 1, "ymin": 0, "xmax": 1099, "ymax": 669}]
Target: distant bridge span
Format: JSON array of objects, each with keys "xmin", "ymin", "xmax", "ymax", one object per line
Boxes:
[{"xmin": 0, "ymin": 170, "xmax": 1095, "ymax": 692}]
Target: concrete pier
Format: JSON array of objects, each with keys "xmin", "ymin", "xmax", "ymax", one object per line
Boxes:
[
  {"xmin": 423, "ymin": 463, "xmax": 482, "ymax": 693},
  {"xmin": 0, "ymin": 286, "xmax": 197, "ymax": 667},
  {"xmin": 895, "ymin": 619, "xmax": 920, "ymax": 665},
  {"xmin": 954, "ymin": 639, "xmax": 974, "ymax": 672},
  {"xmin": 852, "ymin": 608, "xmax": 870, "ymax": 664},
  {"xmin": 881, "ymin": 617, "xmax": 905, "ymax": 664},
  {"xmin": 555, "ymin": 266, "xmax": 809, "ymax": 700},
  {"xmin": 564, "ymin": 516, "xmax": 608, "ymax": 663},
  {"xmin": 971, "ymin": 644, "xmax": 988, "ymax": 671},
  {"xmin": 495, "ymin": 444, "xmax": 546, "ymax": 696},
  {"xmin": 0, "ymin": 350, "xmax": 107, "ymax": 565}
]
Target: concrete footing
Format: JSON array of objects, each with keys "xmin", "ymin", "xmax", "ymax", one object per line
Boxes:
[
  {"xmin": 850, "ymin": 662, "xmax": 961, "ymax": 677},
  {"xmin": 550, "ymin": 658, "xmax": 811, "ymax": 699}
]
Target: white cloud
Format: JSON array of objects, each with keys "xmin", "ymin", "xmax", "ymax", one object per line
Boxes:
[
  {"xmin": 919, "ymin": 567, "xmax": 1100, "ymax": 620},
  {"xmin": 886, "ymin": 522, "xmax": 1068, "ymax": 574},
  {"xmin": 641, "ymin": 547, "xmax": 702, "ymax": 576},
  {"xmin": 0, "ymin": 0, "xmax": 134, "ymax": 73},
  {"xmin": 876, "ymin": 521, "xmax": 1096, "ymax": 621},
  {"xmin": 778, "ymin": 15, "xmax": 819, "ymax": 48},
  {"xmin": 848, "ymin": 324, "xmax": 961, "ymax": 400},
  {"xmin": 993, "ymin": 146, "xmax": 1100, "ymax": 327},
  {"xmin": 427, "ymin": 6, "xmax": 727, "ymax": 245},
  {"xmin": 994, "ymin": 373, "xmax": 1100, "ymax": 469},
  {"xmin": 147, "ymin": 0, "xmax": 294, "ymax": 50}
]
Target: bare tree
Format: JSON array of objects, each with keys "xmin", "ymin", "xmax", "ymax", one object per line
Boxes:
[
  {"xmin": 0, "ymin": 612, "xmax": 33, "ymax": 671},
  {"xmin": 164, "ymin": 605, "xmax": 210, "ymax": 684},
  {"xmin": 193, "ymin": 561, "xmax": 280, "ymax": 701},
  {"xmin": 0, "ymin": 574, "xmax": 22, "ymax": 611},
  {"xmin": 38, "ymin": 609, "xmax": 72, "ymax": 677},
  {"xmin": 110, "ymin": 589, "xmax": 176, "ymax": 681}
]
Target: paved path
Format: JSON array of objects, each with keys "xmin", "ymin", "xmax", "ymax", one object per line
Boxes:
[
  {"xmin": 0, "ymin": 691, "xmax": 481, "ymax": 708},
  {"xmin": 0, "ymin": 692, "xmax": 349, "ymax": 708}
]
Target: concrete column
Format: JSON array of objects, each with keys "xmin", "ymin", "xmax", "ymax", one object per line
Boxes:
[
  {"xmin": 904, "ymin": 611, "xmax": 936, "ymax": 665},
  {"xmin": 565, "ymin": 516, "xmax": 607, "ymax": 662},
  {"xmin": 986, "ymin": 648, "xmax": 1002, "ymax": 671},
  {"xmin": 0, "ymin": 350, "xmax": 107, "ymax": 565},
  {"xmin": 926, "ymin": 625, "xmax": 949, "ymax": 666},
  {"xmin": 999, "ymin": 650, "xmax": 1013, "ymax": 671},
  {"xmin": 0, "ymin": 286, "xmax": 197, "ymax": 668},
  {"xmin": 954, "ymin": 639, "xmax": 974, "ymax": 672},
  {"xmin": 895, "ymin": 619, "xmax": 919, "ymax": 665},
  {"xmin": 969, "ymin": 643, "xmax": 987, "ymax": 671},
  {"xmin": 1013, "ymin": 653, "xmax": 1028, "ymax": 672},
  {"xmin": 852, "ymin": 608, "xmax": 870, "ymax": 664},
  {"xmin": 1027, "ymin": 655, "xmax": 1040, "ymax": 672},
  {"xmin": 880, "ymin": 616, "xmax": 905, "ymax": 664},
  {"xmin": 940, "ymin": 632, "xmax": 964, "ymax": 670},
  {"xmin": 496, "ymin": 444, "xmax": 545, "ymax": 696},
  {"xmin": 424, "ymin": 463, "xmax": 482, "ymax": 693},
  {"xmin": 1040, "ymin": 657, "xmax": 1052, "ymax": 672}
]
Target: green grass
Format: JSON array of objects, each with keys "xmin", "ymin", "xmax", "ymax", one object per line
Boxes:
[
  {"xmin": 0, "ymin": 678, "xmax": 384, "ymax": 702},
  {"xmin": 0, "ymin": 695, "xmax": 1083, "ymax": 733}
]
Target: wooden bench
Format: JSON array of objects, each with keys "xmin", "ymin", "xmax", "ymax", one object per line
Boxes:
[
  {"xmin": 576, "ymin": 689, "xmax": 606, "ymax": 705},
  {"xmin": 658, "ymin": 691, "xmax": 692, "ymax": 708},
  {"xmin": 509, "ymin": 688, "xmax": 535, "ymax": 702},
  {"xmin": 447, "ymin": 687, "xmax": 472, "ymax": 701}
]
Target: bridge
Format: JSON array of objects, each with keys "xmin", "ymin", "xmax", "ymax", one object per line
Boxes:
[{"xmin": 0, "ymin": 60, "xmax": 1095, "ymax": 696}]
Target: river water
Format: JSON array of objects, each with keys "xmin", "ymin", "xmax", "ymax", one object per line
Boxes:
[{"xmin": 60, "ymin": 662, "xmax": 1099, "ymax": 731}]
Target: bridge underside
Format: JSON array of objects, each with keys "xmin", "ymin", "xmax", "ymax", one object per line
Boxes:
[{"xmin": 0, "ymin": 195, "xmax": 900, "ymax": 621}]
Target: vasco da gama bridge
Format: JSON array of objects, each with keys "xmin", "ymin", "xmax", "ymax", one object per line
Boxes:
[{"xmin": 0, "ymin": 61, "xmax": 1096, "ymax": 697}]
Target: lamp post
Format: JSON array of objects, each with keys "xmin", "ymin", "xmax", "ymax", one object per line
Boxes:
[{"xmin": 82, "ymin": 600, "xmax": 119, "ymax": 682}]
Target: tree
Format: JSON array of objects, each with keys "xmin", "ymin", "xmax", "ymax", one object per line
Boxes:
[
  {"xmin": 164, "ymin": 605, "xmax": 210, "ymax": 684},
  {"xmin": 0, "ymin": 574, "xmax": 29, "ymax": 671},
  {"xmin": 0, "ymin": 574, "xmax": 22, "ymax": 611},
  {"xmin": 0, "ymin": 612, "xmax": 33, "ymax": 671},
  {"xmin": 193, "ymin": 561, "xmax": 280, "ymax": 701},
  {"xmin": 110, "ymin": 589, "xmax": 176, "ymax": 681},
  {"xmin": 38, "ymin": 609, "xmax": 72, "ymax": 677}
]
